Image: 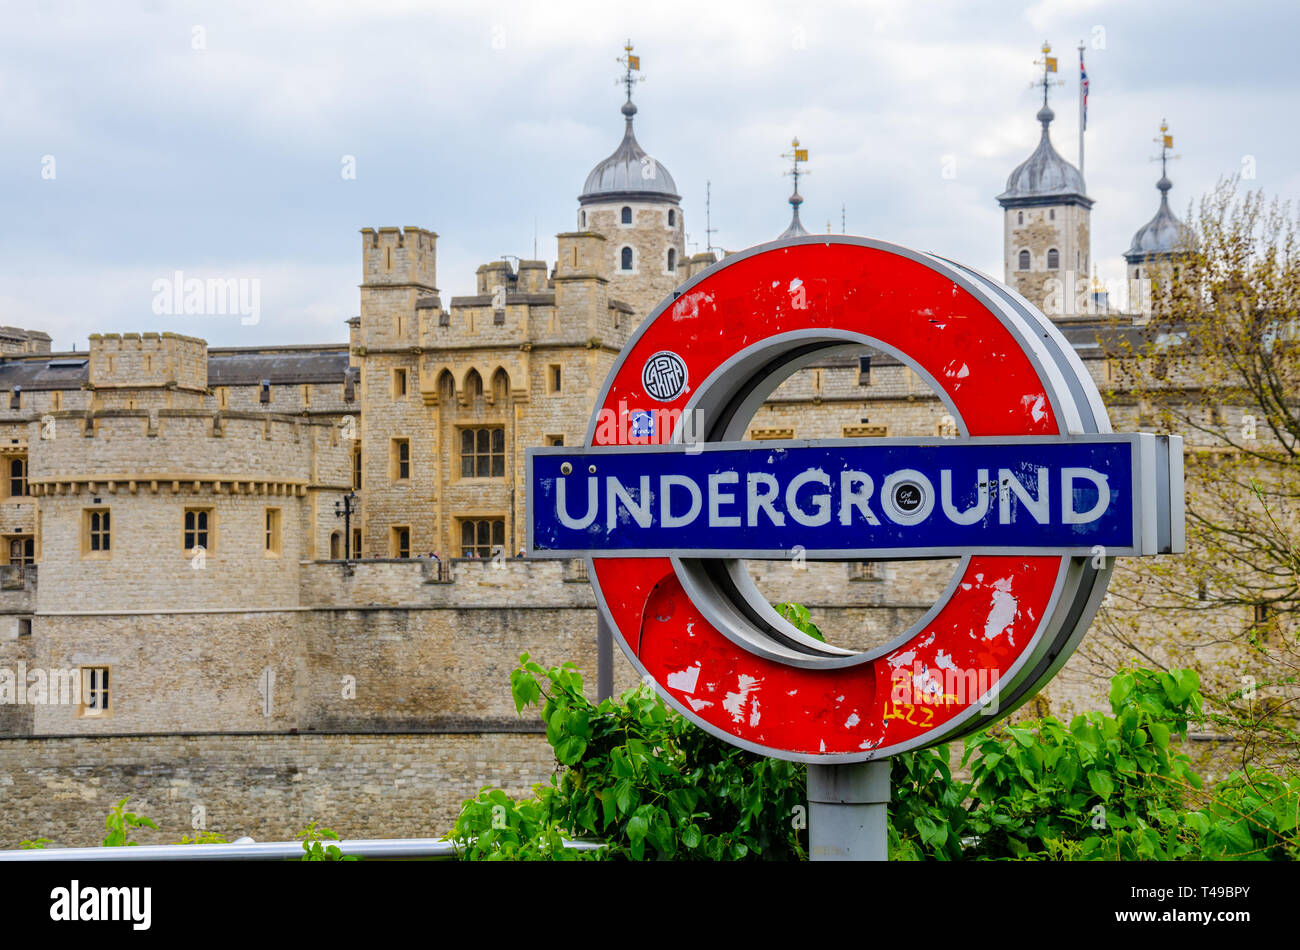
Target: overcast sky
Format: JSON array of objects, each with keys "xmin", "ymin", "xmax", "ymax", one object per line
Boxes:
[{"xmin": 3, "ymin": 0, "xmax": 1297, "ymax": 350}]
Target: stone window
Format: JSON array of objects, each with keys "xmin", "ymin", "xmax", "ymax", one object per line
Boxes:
[
  {"xmin": 580, "ymin": 211, "xmax": 586, "ymax": 228},
  {"xmin": 393, "ymin": 368, "xmax": 407, "ymax": 398},
  {"xmin": 17, "ymin": 617, "xmax": 31, "ymax": 637},
  {"xmin": 548, "ymin": 364, "xmax": 562, "ymax": 394},
  {"xmin": 439, "ymin": 310, "xmax": 450, "ymax": 327},
  {"xmin": 621, "ymin": 206, "xmax": 632, "ymax": 225},
  {"xmin": 50, "ymin": 390, "xmax": 62, "ymax": 411},
  {"xmin": 460, "ymin": 518, "xmax": 505, "ymax": 558},
  {"xmin": 8, "ymin": 456, "xmax": 25, "ymax": 498},
  {"xmin": 301, "ymin": 384, "xmax": 312, "ymax": 407},
  {"xmin": 8, "ymin": 537, "xmax": 33, "ymax": 566},
  {"xmin": 667, "ymin": 248, "xmax": 676, "ymax": 272},
  {"xmin": 1047, "ymin": 248, "xmax": 1060, "ymax": 269},
  {"xmin": 1049, "ymin": 209, "xmax": 1055, "ymax": 221},
  {"xmin": 391, "ymin": 438, "xmax": 410, "ymax": 481},
  {"xmin": 329, "ymin": 531, "xmax": 342, "ymax": 559},
  {"xmin": 264, "ymin": 507, "xmax": 282, "ymax": 556},
  {"xmin": 546, "ymin": 434, "xmax": 564, "ymax": 446},
  {"xmin": 1017, "ymin": 211, "xmax": 1023, "ymax": 224},
  {"xmin": 352, "ymin": 528, "xmax": 362, "ymax": 558},
  {"xmin": 352, "ymin": 448, "xmax": 362, "ymax": 490},
  {"xmin": 83, "ymin": 508, "xmax": 111, "ymax": 557},
  {"xmin": 621, "ymin": 246, "xmax": 634, "ymax": 271},
  {"xmin": 857, "ymin": 355, "xmax": 872, "ymax": 385},
  {"xmin": 217, "ymin": 386, "xmax": 229, "ymax": 409},
  {"xmin": 668, "ymin": 209, "xmax": 676, "ymax": 227},
  {"xmin": 391, "ymin": 526, "xmax": 411, "ymax": 559},
  {"xmin": 77, "ymin": 666, "xmax": 110, "ymax": 718},
  {"xmin": 460, "ymin": 427, "xmax": 505, "ymax": 478},
  {"xmin": 1018, "ymin": 249, "xmax": 1031, "ymax": 270},
  {"xmin": 184, "ymin": 508, "xmax": 213, "ymax": 553}
]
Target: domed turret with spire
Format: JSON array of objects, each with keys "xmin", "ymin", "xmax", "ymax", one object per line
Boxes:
[
  {"xmin": 1125, "ymin": 120, "xmax": 1187, "ymax": 282},
  {"xmin": 574, "ymin": 41, "xmax": 686, "ymax": 321},
  {"xmin": 998, "ymin": 42, "xmax": 1094, "ymax": 312},
  {"xmin": 778, "ymin": 138, "xmax": 809, "ymax": 239}
]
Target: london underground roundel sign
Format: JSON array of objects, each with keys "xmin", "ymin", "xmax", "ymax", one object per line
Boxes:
[{"xmin": 527, "ymin": 237, "xmax": 1183, "ymax": 762}]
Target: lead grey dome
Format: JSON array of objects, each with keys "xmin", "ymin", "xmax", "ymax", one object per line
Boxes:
[
  {"xmin": 580, "ymin": 101, "xmax": 679, "ymax": 205},
  {"xmin": 997, "ymin": 106, "xmax": 1091, "ymax": 207},
  {"xmin": 1125, "ymin": 176, "xmax": 1186, "ymax": 263}
]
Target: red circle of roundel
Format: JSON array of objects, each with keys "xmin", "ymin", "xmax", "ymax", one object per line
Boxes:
[{"xmin": 588, "ymin": 241, "xmax": 1065, "ymax": 760}]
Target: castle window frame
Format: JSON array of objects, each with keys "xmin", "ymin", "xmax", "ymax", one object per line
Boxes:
[
  {"xmin": 621, "ymin": 246, "xmax": 635, "ymax": 271},
  {"xmin": 1047, "ymin": 248, "xmax": 1060, "ymax": 269},
  {"xmin": 217, "ymin": 387, "xmax": 229, "ymax": 409},
  {"xmin": 391, "ymin": 526, "xmax": 411, "ymax": 559},
  {"xmin": 7, "ymin": 536, "xmax": 33, "ymax": 566},
  {"xmin": 393, "ymin": 368, "xmax": 408, "ymax": 398},
  {"xmin": 666, "ymin": 248, "xmax": 676, "ymax": 273},
  {"xmin": 82, "ymin": 508, "xmax": 111, "ymax": 558},
  {"xmin": 1049, "ymin": 209, "xmax": 1056, "ymax": 221},
  {"xmin": 580, "ymin": 210, "xmax": 586, "ymax": 228},
  {"xmin": 50, "ymin": 390, "xmax": 62, "ymax": 411},
  {"xmin": 77, "ymin": 666, "xmax": 111, "ymax": 719},
  {"xmin": 620, "ymin": 206, "xmax": 633, "ymax": 226},
  {"xmin": 668, "ymin": 209, "xmax": 676, "ymax": 227},
  {"xmin": 545, "ymin": 434, "xmax": 564, "ymax": 446},
  {"xmin": 183, "ymin": 507, "xmax": 214, "ymax": 554},
  {"xmin": 264, "ymin": 507, "xmax": 282, "ymax": 557},
  {"xmin": 352, "ymin": 447, "xmax": 362, "ymax": 490},
  {"xmin": 390, "ymin": 438, "xmax": 411, "ymax": 481},
  {"xmin": 1018, "ymin": 249, "xmax": 1031, "ymax": 270},
  {"xmin": 548, "ymin": 364, "xmax": 562, "ymax": 394},
  {"xmin": 1017, "ymin": 211, "xmax": 1023, "ymax": 225},
  {"xmin": 460, "ymin": 426, "xmax": 505, "ymax": 479},
  {"xmin": 8, "ymin": 455, "xmax": 26, "ymax": 498},
  {"xmin": 352, "ymin": 527, "xmax": 362, "ymax": 558},
  {"xmin": 459, "ymin": 517, "xmax": 505, "ymax": 559}
]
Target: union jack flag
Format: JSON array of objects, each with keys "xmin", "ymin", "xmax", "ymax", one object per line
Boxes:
[{"xmin": 1080, "ymin": 53, "xmax": 1090, "ymax": 130}]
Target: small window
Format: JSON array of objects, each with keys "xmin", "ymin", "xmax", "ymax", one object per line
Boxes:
[
  {"xmin": 493, "ymin": 308, "xmax": 505, "ymax": 326},
  {"xmin": 1049, "ymin": 209, "xmax": 1056, "ymax": 221},
  {"xmin": 83, "ymin": 508, "xmax": 111, "ymax": 556},
  {"xmin": 391, "ymin": 438, "xmax": 410, "ymax": 481},
  {"xmin": 1254, "ymin": 604, "xmax": 1271, "ymax": 625},
  {"xmin": 301, "ymin": 384, "xmax": 311, "ymax": 407},
  {"xmin": 621, "ymin": 246, "xmax": 634, "ymax": 271},
  {"xmin": 352, "ymin": 448, "xmax": 362, "ymax": 490},
  {"xmin": 580, "ymin": 211, "xmax": 586, "ymax": 228},
  {"xmin": 17, "ymin": 618, "xmax": 31, "ymax": 638},
  {"xmin": 460, "ymin": 427, "xmax": 505, "ymax": 478},
  {"xmin": 1018, "ymin": 250, "xmax": 1031, "ymax": 270},
  {"xmin": 439, "ymin": 311, "xmax": 450, "ymax": 327},
  {"xmin": 667, "ymin": 248, "xmax": 676, "ymax": 272},
  {"xmin": 1017, "ymin": 211, "xmax": 1023, "ymax": 225},
  {"xmin": 9, "ymin": 456, "xmax": 26, "ymax": 498},
  {"xmin": 548, "ymin": 364, "xmax": 562, "ymax": 394},
  {"xmin": 8, "ymin": 537, "xmax": 33, "ymax": 566},
  {"xmin": 1047, "ymin": 248, "xmax": 1060, "ymax": 269},
  {"xmin": 460, "ymin": 518, "xmax": 505, "ymax": 558},
  {"xmin": 546, "ymin": 434, "xmax": 564, "ymax": 446},
  {"xmin": 352, "ymin": 527, "xmax": 362, "ymax": 558},
  {"xmin": 78, "ymin": 667, "xmax": 110, "ymax": 718},
  {"xmin": 184, "ymin": 508, "xmax": 212, "ymax": 553},
  {"xmin": 260, "ymin": 380, "xmax": 271, "ymax": 404},
  {"xmin": 857, "ymin": 355, "xmax": 872, "ymax": 386},
  {"xmin": 668, "ymin": 209, "xmax": 676, "ymax": 227},
  {"xmin": 329, "ymin": 531, "xmax": 341, "ymax": 559},
  {"xmin": 50, "ymin": 391, "xmax": 62, "ymax": 411},
  {"xmin": 393, "ymin": 368, "xmax": 407, "ymax": 398},
  {"xmin": 621, "ymin": 206, "xmax": 632, "ymax": 225},
  {"xmin": 265, "ymin": 508, "xmax": 282, "ymax": 556},
  {"xmin": 391, "ymin": 526, "xmax": 411, "ymax": 559}
]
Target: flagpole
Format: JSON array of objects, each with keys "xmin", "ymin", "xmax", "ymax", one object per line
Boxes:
[{"xmin": 1078, "ymin": 42, "xmax": 1086, "ymax": 179}]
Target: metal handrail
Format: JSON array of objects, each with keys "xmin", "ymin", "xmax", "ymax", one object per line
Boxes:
[{"xmin": 0, "ymin": 836, "xmax": 605, "ymax": 861}]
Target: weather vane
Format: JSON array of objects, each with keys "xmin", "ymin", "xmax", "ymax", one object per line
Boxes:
[
  {"xmin": 1032, "ymin": 40, "xmax": 1066, "ymax": 107},
  {"xmin": 783, "ymin": 137, "xmax": 809, "ymax": 194},
  {"xmin": 617, "ymin": 39, "xmax": 644, "ymax": 104},
  {"xmin": 1152, "ymin": 118, "xmax": 1180, "ymax": 177}
]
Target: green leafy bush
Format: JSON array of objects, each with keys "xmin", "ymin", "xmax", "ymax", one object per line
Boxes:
[
  {"xmin": 450, "ymin": 657, "xmax": 1299, "ymax": 861},
  {"xmin": 101, "ymin": 797, "xmax": 158, "ymax": 847}
]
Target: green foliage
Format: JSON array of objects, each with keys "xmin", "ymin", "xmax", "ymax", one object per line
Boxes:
[
  {"xmin": 101, "ymin": 797, "xmax": 158, "ymax": 847},
  {"xmin": 297, "ymin": 821, "xmax": 358, "ymax": 861},
  {"xmin": 446, "ymin": 653, "xmax": 807, "ymax": 860},
  {"xmin": 453, "ymin": 656, "xmax": 1299, "ymax": 860},
  {"xmin": 774, "ymin": 602, "xmax": 825, "ymax": 642},
  {"xmin": 178, "ymin": 831, "xmax": 229, "ymax": 844},
  {"xmin": 18, "ymin": 838, "xmax": 50, "ymax": 850}
]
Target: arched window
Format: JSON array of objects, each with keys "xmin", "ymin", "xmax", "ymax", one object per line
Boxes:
[
  {"xmin": 1046, "ymin": 248, "xmax": 1060, "ymax": 269},
  {"xmin": 1017, "ymin": 211, "xmax": 1023, "ymax": 225},
  {"xmin": 330, "ymin": 532, "xmax": 342, "ymax": 559},
  {"xmin": 1018, "ymin": 250, "xmax": 1031, "ymax": 270},
  {"xmin": 668, "ymin": 209, "xmax": 676, "ymax": 227},
  {"xmin": 621, "ymin": 246, "xmax": 634, "ymax": 271},
  {"xmin": 580, "ymin": 211, "xmax": 586, "ymax": 228},
  {"xmin": 621, "ymin": 206, "xmax": 632, "ymax": 225},
  {"xmin": 666, "ymin": 248, "xmax": 676, "ymax": 272}
]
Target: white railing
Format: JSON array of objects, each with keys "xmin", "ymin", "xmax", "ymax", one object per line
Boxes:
[{"xmin": 0, "ymin": 836, "xmax": 604, "ymax": 861}]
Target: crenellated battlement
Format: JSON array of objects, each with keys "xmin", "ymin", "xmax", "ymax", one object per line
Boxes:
[
  {"xmin": 87, "ymin": 331, "xmax": 207, "ymax": 391},
  {"xmin": 361, "ymin": 226, "xmax": 438, "ymax": 290}
]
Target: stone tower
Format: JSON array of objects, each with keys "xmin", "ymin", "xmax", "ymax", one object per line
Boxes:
[
  {"xmin": 997, "ymin": 44, "xmax": 1093, "ymax": 316},
  {"xmin": 576, "ymin": 42, "xmax": 685, "ymax": 320}
]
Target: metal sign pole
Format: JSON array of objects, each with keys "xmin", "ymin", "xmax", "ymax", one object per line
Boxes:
[{"xmin": 807, "ymin": 760, "xmax": 890, "ymax": 861}]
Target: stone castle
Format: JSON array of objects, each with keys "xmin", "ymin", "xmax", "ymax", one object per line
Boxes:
[{"xmin": 0, "ymin": 45, "xmax": 1205, "ymax": 846}]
